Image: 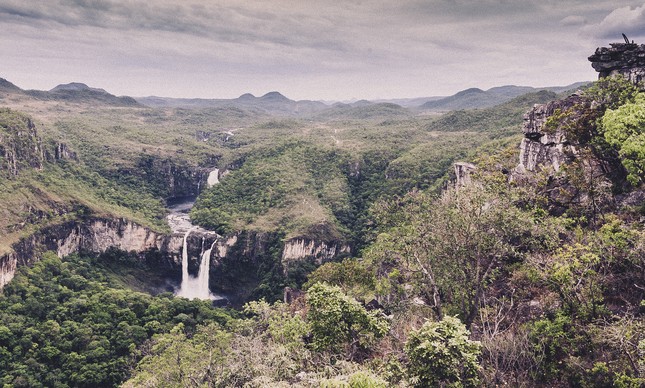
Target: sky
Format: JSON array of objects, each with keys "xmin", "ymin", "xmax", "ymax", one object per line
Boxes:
[{"xmin": 2, "ymin": 0, "xmax": 645, "ymax": 101}]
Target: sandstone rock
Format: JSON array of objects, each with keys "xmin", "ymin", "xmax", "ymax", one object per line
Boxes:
[
  {"xmin": 281, "ymin": 238, "xmax": 350, "ymax": 266},
  {"xmin": 453, "ymin": 162, "xmax": 477, "ymax": 186},
  {"xmin": 516, "ymin": 95, "xmax": 583, "ymax": 173},
  {"xmin": 589, "ymin": 42, "xmax": 645, "ymax": 85},
  {"xmin": 0, "ymin": 218, "xmax": 183, "ymax": 289}
]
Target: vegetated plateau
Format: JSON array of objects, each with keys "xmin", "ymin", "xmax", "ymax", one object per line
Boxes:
[{"xmin": 0, "ymin": 41, "xmax": 644, "ymax": 387}]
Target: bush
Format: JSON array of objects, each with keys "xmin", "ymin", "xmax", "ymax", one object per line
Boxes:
[{"xmin": 405, "ymin": 316, "xmax": 482, "ymax": 387}]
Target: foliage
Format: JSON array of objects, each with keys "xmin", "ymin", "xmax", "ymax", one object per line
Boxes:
[
  {"xmin": 426, "ymin": 90, "xmax": 558, "ymax": 135},
  {"xmin": 304, "ymin": 258, "xmax": 376, "ymax": 300},
  {"xmin": 547, "ymin": 243, "xmax": 606, "ymax": 320},
  {"xmin": 601, "ymin": 92, "xmax": 645, "ymax": 185},
  {"xmin": 123, "ymin": 323, "xmax": 233, "ymax": 387},
  {"xmin": 365, "ymin": 181, "xmax": 554, "ymax": 326},
  {"xmin": 0, "ymin": 252, "xmax": 232, "ymax": 388},
  {"xmin": 191, "ymin": 141, "xmax": 351, "ymax": 237},
  {"xmin": 405, "ymin": 316, "xmax": 482, "ymax": 387},
  {"xmin": 306, "ymin": 282, "xmax": 389, "ymax": 358}
]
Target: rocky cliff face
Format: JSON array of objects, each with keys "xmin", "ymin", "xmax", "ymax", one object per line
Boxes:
[
  {"xmin": 0, "ymin": 109, "xmax": 76, "ymax": 177},
  {"xmin": 516, "ymin": 95, "xmax": 584, "ymax": 173},
  {"xmin": 0, "ymin": 218, "xmax": 184, "ymax": 288},
  {"xmin": 589, "ymin": 42, "xmax": 645, "ymax": 84},
  {"xmin": 453, "ymin": 162, "xmax": 477, "ymax": 186},
  {"xmin": 281, "ymin": 238, "xmax": 350, "ymax": 266},
  {"xmin": 0, "ymin": 110, "xmax": 44, "ymax": 175}
]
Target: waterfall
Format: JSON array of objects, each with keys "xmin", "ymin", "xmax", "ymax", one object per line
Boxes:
[
  {"xmin": 207, "ymin": 168, "xmax": 219, "ymax": 187},
  {"xmin": 196, "ymin": 240, "xmax": 216, "ymax": 297},
  {"xmin": 169, "ymin": 169, "xmax": 222, "ymax": 301},
  {"xmin": 176, "ymin": 231, "xmax": 218, "ymax": 300},
  {"xmin": 180, "ymin": 229, "xmax": 192, "ymax": 292}
]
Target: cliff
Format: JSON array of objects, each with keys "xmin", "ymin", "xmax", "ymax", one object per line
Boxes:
[
  {"xmin": 516, "ymin": 95, "xmax": 584, "ymax": 173},
  {"xmin": 0, "ymin": 108, "xmax": 75, "ymax": 177},
  {"xmin": 588, "ymin": 41, "xmax": 645, "ymax": 84},
  {"xmin": 281, "ymin": 238, "xmax": 351, "ymax": 267},
  {"xmin": 0, "ymin": 218, "xmax": 184, "ymax": 288}
]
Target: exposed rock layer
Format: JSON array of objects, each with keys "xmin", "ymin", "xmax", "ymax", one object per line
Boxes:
[
  {"xmin": 0, "ymin": 218, "xmax": 184, "ymax": 288},
  {"xmin": 281, "ymin": 238, "xmax": 351, "ymax": 266},
  {"xmin": 516, "ymin": 95, "xmax": 582, "ymax": 173},
  {"xmin": 589, "ymin": 42, "xmax": 645, "ymax": 84}
]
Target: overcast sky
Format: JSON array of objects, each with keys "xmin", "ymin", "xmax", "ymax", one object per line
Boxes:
[{"xmin": 2, "ymin": 1, "xmax": 645, "ymax": 101}]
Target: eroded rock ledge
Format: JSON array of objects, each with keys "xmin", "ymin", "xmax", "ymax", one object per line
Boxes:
[
  {"xmin": 589, "ymin": 42, "xmax": 645, "ymax": 84},
  {"xmin": 1, "ymin": 217, "xmax": 352, "ymax": 294},
  {"xmin": 0, "ymin": 218, "xmax": 184, "ymax": 288},
  {"xmin": 516, "ymin": 95, "xmax": 583, "ymax": 173}
]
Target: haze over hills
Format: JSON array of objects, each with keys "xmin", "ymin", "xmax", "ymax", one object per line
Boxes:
[
  {"xmin": 0, "ymin": 76, "xmax": 590, "ymax": 118},
  {"xmin": 136, "ymin": 91, "xmax": 328, "ymax": 116},
  {"xmin": 137, "ymin": 81, "xmax": 590, "ymax": 115},
  {"xmin": 416, "ymin": 82, "xmax": 590, "ymax": 111}
]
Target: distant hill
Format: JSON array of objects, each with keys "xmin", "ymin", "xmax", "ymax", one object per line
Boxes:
[
  {"xmin": 0, "ymin": 78, "xmax": 141, "ymax": 107},
  {"xmin": 372, "ymin": 96, "xmax": 445, "ymax": 108},
  {"xmin": 0, "ymin": 78, "xmax": 21, "ymax": 93},
  {"xmin": 50, "ymin": 82, "xmax": 108, "ymax": 94},
  {"xmin": 136, "ymin": 92, "xmax": 329, "ymax": 116},
  {"xmin": 26, "ymin": 82, "xmax": 141, "ymax": 107},
  {"xmin": 425, "ymin": 90, "xmax": 559, "ymax": 133},
  {"xmin": 313, "ymin": 102, "xmax": 412, "ymax": 121},
  {"xmin": 418, "ymin": 82, "xmax": 590, "ymax": 111}
]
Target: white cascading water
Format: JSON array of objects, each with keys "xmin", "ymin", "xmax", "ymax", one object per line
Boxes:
[
  {"xmin": 207, "ymin": 168, "xmax": 219, "ymax": 187},
  {"xmin": 171, "ymin": 168, "xmax": 222, "ymax": 300},
  {"xmin": 196, "ymin": 240, "xmax": 217, "ymax": 297},
  {"xmin": 176, "ymin": 232, "xmax": 218, "ymax": 300}
]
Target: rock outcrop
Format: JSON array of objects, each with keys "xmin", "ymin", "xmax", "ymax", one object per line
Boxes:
[
  {"xmin": 589, "ymin": 41, "xmax": 645, "ymax": 84},
  {"xmin": 0, "ymin": 110, "xmax": 45, "ymax": 175},
  {"xmin": 453, "ymin": 162, "xmax": 477, "ymax": 186},
  {"xmin": 516, "ymin": 95, "xmax": 583, "ymax": 173},
  {"xmin": 281, "ymin": 238, "xmax": 350, "ymax": 266},
  {"xmin": 0, "ymin": 109, "xmax": 77, "ymax": 176},
  {"xmin": 0, "ymin": 218, "xmax": 184, "ymax": 288}
]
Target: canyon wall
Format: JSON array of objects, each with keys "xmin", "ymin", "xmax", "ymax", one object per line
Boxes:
[
  {"xmin": 281, "ymin": 238, "xmax": 350, "ymax": 266},
  {"xmin": 0, "ymin": 218, "xmax": 184, "ymax": 288}
]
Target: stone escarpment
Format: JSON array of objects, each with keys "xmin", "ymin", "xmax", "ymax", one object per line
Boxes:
[
  {"xmin": 589, "ymin": 41, "xmax": 645, "ymax": 84},
  {"xmin": 516, "ymin": 95, "xmax": 583, "ymax": 173},
  {"xmin": 512, "ymin": 39, "xmax": 645, "ymax": 215},
  {"xmin": 281, "ymin": 238, "xmax": 351, "ymax": 266},
  {"xmin": 517, "ymin": 38, "xmax": 645, "ymax": 175},
  {"xmin": 0, "ymin": 109, "xmax": 75, "ymax": 176},
  {"xmin": 0, "ymin": 218, "xmax": 184, "ymax": 288},
  {"xmin": 205, "ymin": 231, "xmax": 350, "ymax": 304},
  {"xmin": 128, "ymin": 155, "xmax": 218, "ymax": 199}
]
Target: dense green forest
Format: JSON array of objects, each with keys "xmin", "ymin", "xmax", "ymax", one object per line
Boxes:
[{"xmin": 0, "ymin": 252, "xmax": 234, "ymax": 387}]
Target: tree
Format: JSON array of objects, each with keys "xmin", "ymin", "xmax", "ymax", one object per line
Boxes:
[
  {"xmin": 306, "ymin": 282, "xmax": 389, "ymax": 359},
  {"xmin": 601, "ymin": 92, "xmax": 645, "ymax": 185},
  {"xmin": 405, "ymin": 316, "xmax": 482, "ymax": 387},
  {"xmin": 367, "ymin": 182, "xmax": 549, "ymax": 327}
]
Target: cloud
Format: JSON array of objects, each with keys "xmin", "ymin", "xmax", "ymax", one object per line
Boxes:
[
  {"xmin": 0, "ymin": 0, "xmax": 610, "ymax": 100},
  {"xmin": 587, "ymin": 2, "xmax": 645, "ymax": 39},
  {"xmin": 560, "ymin": 15, "xmax": 587, "ymax": 26}
]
